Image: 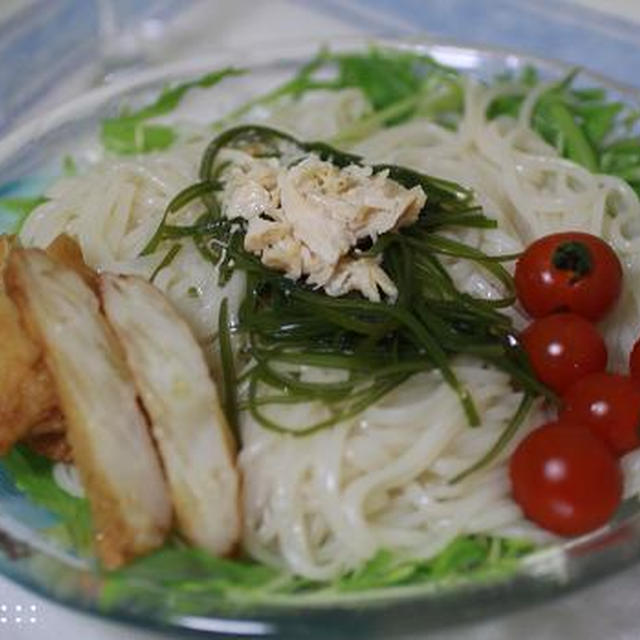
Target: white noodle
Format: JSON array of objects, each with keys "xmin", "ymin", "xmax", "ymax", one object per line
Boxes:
[{"xmin": 24, "ymin": 83, "xmax": 640, "ymax": 579}]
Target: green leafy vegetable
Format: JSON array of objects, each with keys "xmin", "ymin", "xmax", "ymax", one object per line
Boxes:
[
  {"xmin": 99, "ymin": 535, "xmax": 534, "ymax": 614},
  {"xmin": 101, "ymin": 120, "xmax": 176, "ymax": 155},
  {"xmin": 328, "ymin": 51, "xmax": 640, "ymax": 181},
  {"xmin": 338, "ymin": 536, "xmax": 534, "ymax": 592},
  {"xmin": 487, "ymin": 65, "xmax": 640, "ymax": 195},
  {"xmin": 100, "ymin": 545, "xmax": 281, "ymax": 615},
  {"xmin": 335, "ymin": 49, "xmax": 440, "ymax": 111},
  {"xmin": 211, "ymin": 51, "xmax": 333, "ymax": 130},
  {"xmin": 602, "ymin": 137, "xmax": 640, "ymax": 193},
  {"xmin": 101, "ymin": 67, "xmax": 244, "ymax": 155},
  {"xmin": 331, "ymin": 50, "xmax": 464, "ymax": 143},
  {"xmin": 335, "ymin": 549, "xmax": 416, "ymax": 592},
  {"xmin": 537, "ymin": 98, "xmax": 599, "ymax": 171},
  {"xmin": 0, "ymin": 449, "xmax": 535, "ymax": 612},
  {"xmin": 0, "ymin": 447, "xmax": 92, "ymax": 551},
  {"xmin": 212, "ymin": 48, "xmax": 464, "ymax": 144},
  {"xmin": 99, "ymin": 45, "xmax": 640, "ymax": 194},
  {"xmin": 332, "ymin": 48, "xmax": 462, "ymax": 123},
  {"xmin": 531, "ymin": 81, "xmax": 640, "ymax": 192}
]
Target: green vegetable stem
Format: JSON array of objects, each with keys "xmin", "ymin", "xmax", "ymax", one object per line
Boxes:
[{"xmin": 146, "ymin": 124, "xmax": 545, "ymax": 437}]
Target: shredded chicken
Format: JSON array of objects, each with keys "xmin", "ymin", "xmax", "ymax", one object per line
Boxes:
[
  {"xmin": 100, "ymin": 274, "xmax": 241, "ymax": 557},
  {"xmin": 221, "ymin": 153, "xmax": 426, "ymax": 301},
  {"xmin": 6, "ymin": 248, "xmax": 172, "ymax": 568}
]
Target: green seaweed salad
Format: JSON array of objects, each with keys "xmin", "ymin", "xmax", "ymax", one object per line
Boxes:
[{"xmin": 2, "ymin": 46, "xmax": 640, "ymax": 616}]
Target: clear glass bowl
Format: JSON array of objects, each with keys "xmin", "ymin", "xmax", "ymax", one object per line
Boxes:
[{"xmin": 1, "ymin": 37, "xmax": 640, "ymax": 638}]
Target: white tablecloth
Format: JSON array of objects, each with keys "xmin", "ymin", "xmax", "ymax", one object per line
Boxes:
[{"xmin": 2, "ymin": 1, "xmax": 640, "ymax": 637}]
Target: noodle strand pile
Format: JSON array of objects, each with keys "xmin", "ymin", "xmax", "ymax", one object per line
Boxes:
[{"xmin": 21, "ymin": 74, "xmax": 640, "ymax": 579}]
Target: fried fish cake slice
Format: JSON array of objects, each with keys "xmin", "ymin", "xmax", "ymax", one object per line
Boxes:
[
  {"xmin": 0, "ymin": 235, "xmax": 9, "ymax": 266},
  {"xmin": 27, "ymin": 410, "xmax": 66, "ymax": 438},
  {"xmin": 45, "ymin": 234, "xmax": 98, "ymax": 291},
  {"xmin": 0, "ymin": 233, "xmax": 92, "ymax": 458},
  {"xmin": 22, "ymin": 411, "xmax": 71, "ymax": 462},
  {"xmin": 0, "ymin": 236, "xmax": 59, "ymax": 453},
  {"xmin": 23, "ymin": 430, "xmax": 72, "ymax": 462},
  {"xmin": 100, "ymin": 274, "xmax": 241, "ymax": 556},
  {"xmin": 6, "ymin": 248, "xmax": 172, "ymax": 568}
]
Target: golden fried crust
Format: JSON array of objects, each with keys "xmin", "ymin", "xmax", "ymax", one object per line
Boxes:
[
  {"xmin": 26, "ymin": 411, "xmax": 66, "ymax": 438},
  {"xmin": 45, "ymin": 234, "xmax": 98, "ymax": 291},
  {"xmin": 22, "ymin": 411, "xmax": 70, "ymax": 462},
  {"xmin": 0, "ymin": 236, "xmax": 59, "ymax": 453},
  {"xmin": 100, "ymin": 274, "xmax": 242, "ymax": 557},
  {"xmin": 6, "ymin": 248, "xmax": 172, "ymax": 568},
  {"xmin": 23, "ymin": 430, "xmax": 72, "ymax": 462},
  {"xmin": 0, "ymin": 235, "xmax": 11, "ymax": 268}
]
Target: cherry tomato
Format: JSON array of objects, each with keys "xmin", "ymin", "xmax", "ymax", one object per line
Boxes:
[
  {"xmin": 630, "ymin": 338, "xmax": 640, "ymax": 382},
  {"xmin": 520, "ymin": 313, "xmax": 607, "ymax": 394},
  {"xmin": 509, "ymin": 422, "xmax": 621, "ymax": 536},
  {"xmin": 515, "ymin": 231, "xmax": 622, "ymax": 321},
  {"xmin": 560, "ymin": 372, "xmax": 640, "ymax": 456}
]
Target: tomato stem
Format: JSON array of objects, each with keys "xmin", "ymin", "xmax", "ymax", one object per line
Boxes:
[{"xmin": 552, "ymin": 241, "xmax": 592, "ymax": 281}]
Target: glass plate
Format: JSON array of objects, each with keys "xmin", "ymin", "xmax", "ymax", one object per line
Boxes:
[{"xmin": 1, "ymin": 36, "xmax": 640, "ymax": 638}]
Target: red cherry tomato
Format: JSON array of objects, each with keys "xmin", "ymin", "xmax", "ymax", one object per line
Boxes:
[
  {"xmin": 560, "ymin": 372, "xmax": 640, "ymax": 456},
  {"xmin": 515, "ymin": 232, "xmax": 622, "ymax": 321},
  {"xmin": 509, "ymin": 422, "xmax": 621, "ymax": 536},
  {"xmin": 630, "ymin": 338, "xmax": 640, "ymax": 382},
  {"xmin": 520, "ymin": 313, "xmax": 607, "ymax": 394}
]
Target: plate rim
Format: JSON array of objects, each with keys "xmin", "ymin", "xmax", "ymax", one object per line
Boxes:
[{"xmin": 1, "ymin": 33, "xmax": 640, "ymax": 637}]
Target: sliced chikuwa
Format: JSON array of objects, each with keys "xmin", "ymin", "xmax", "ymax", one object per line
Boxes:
[
  {"xmin": 100, "ymin": 274, "xmax": 241, "ymax": 556},
  {"xmin": 6, "ymin": 248, "xmax": 171, "ymax": 567}
]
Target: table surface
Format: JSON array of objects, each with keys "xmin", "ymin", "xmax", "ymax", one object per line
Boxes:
[{"xmin": 2, "ymin": 1, "xmax": 640, "ymax": 638}]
